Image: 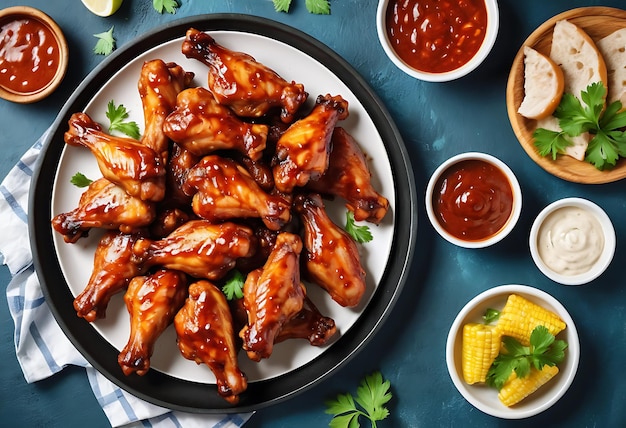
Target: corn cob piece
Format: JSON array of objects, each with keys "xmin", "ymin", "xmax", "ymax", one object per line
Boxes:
[
  {"xmin": 498, "ymin": 365, "xmax": 559, "ymax": 407},
  {"xmin": 496, "ymin": 294, "xmax": 566, "ymax": 346},
  {"xmin": 462, "ymin": 323, "xmax": 501, "ymax": 384}
]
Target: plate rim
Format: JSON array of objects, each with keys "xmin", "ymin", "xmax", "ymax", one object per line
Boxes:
[
  {"xmin": 506, "ymin": 6, "xmax": 626, "ymax": 184},
  {"xmin": 29, "ymin": 13, "xmax": 417, "ymax": 412}
]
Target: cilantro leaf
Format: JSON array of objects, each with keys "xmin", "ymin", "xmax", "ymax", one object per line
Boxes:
[
  {"xmin": 325, "ymin": 372, "xmax": 392, "ymax": 428},
  {"xmin": 486, "ymin": 326, "xmax": 567, "ymax": 390},
  {"xmin": 153, "ymin": 0, "xmax": 179, "ymax": 14},
  {"xmin": 532, "ymin": 127, "xmax": 573, "ymax": 160},
  {"xmin": 305, "ymin": 0, "xmax": 331, "ymax": 14},
  {"xmin": 273, "ymin": 0, "xmax": 292, "ymax": 13},
  {"xmin": 70, "ymin": 172, "xmax": 93, "ymax": 188},
  {"xmin": 586, "ymin": 130, "xmax": 622, "ymax": 170},
  {"xmin": 221, "ymin": 270, "xmax": 245, "ymax": 300},
  {"xmin": 93, "ymin": 26, "xmax": 116, "ymax": 56},
  {"xmin": 106, "ymin": 100, "xmax": 141, "ymax": 139},
  {"xmin": 345, "ymin": 211, "xmax": 373, "ymax": 244}
]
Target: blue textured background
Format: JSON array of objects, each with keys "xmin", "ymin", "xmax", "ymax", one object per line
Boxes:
[{"xmin": 1, "ymin": 0, "xmax": 625, "ymax": 426}]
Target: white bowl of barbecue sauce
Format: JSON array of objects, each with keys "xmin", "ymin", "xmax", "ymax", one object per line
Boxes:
[
  {"xmin": 529, "ymin": 198, "xmax": 615, "ymax": 286},
  {"xmin": 376, "ymin": 0, "xmax": 499, "ymax": 82}
]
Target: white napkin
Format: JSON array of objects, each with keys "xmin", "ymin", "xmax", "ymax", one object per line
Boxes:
[{"xmin": 0, "ymin": 129, "xmax": 253, "ymax": 428}]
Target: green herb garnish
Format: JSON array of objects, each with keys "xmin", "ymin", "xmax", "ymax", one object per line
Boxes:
[
  {"xmin": 486, "ymin": 325, "xmax": 568, "ymax": 390},
  {"xmin": 325, "ymin": 371, "xmax": 392, "ymax": 428},
  {"xmin": 533, "ymin": 82, "xmax": 626, "ymax": 170},
  {"xmin": 93, "ymin": 26, "xmax": 116, "ymax": 56},
  {"xmin": 221, "ymin": 270, "xmax": 245, "ymax": 300},
  {"xmin": 345, "ymin": 211, "xmax": 373, "ymax": 244},
  {"xmin": 482, "ymin": 308, "xmax": 500, "ymax": 324},
  {"xmin": 106, "ymin": 100, "xmax": 141, "ymax": 139},
  {"xmin": 272, "ymin": 0, "xmax": 330, "ymax": 14},
  {"xmin": 153, "ymin": 0, "xmax": 179, "ymax": 14},
  {"xmin": 70, "ymin": 172, "xmax": 93, "ymax": 188}
]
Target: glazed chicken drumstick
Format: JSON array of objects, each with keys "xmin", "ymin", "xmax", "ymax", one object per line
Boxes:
[
  {"xmin": 131, "ymin": 219, "xmax": 257, "ymax": 280},
  {"xmin": 73, "ymin": 231, "xmax": 147, "ymax": 322},
  {"xmin": 181, "ymin": 28, "xmax": 308, "ymax": 123},
  {"xmin": 240, "ymin": 232, "xmax": 306, "ymax": 361},
  {"xmin": 138, "ymin": 59, "xmax": 194, "ymax": 163},
  {"xmin": 183, "ymin": 155, "xmax": 292, "ymax": 231},
  {"xmin": 64, "ymin": 112, "xmax": 166, "ymax": 202},
  {"xmin": 118, "ymin": 269, "xmax": 188, "ymax": 376},
  {"xmin": 175, "ymin": 280, "xmax": 247, "ymax": 404},
  {"xmin": 306, "ymin": 127, "xmax": 390, "ymax": 224},
  {"xmin": 51, "ymin": 177, "xmax": 155, "ymax": 244},
  {"xmin": 163, "ymin": 87, "xmax": 268, "ymax": 161},
  {"xmin": 273, "ymin": 94, "xmax": 349, "ymax": 193},
  {"xmin": 294, "ymin": 193, "xmax": 366, "ymax": 308}
]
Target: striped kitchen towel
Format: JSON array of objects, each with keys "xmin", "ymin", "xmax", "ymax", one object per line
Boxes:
[{"xmin": 0, "ymin": 129, "xmax": 252, "ymax": 428}]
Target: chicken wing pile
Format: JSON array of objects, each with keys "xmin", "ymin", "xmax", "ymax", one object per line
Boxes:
[{"xmin": 51, "ymin": 28, "xmax": 389, "ymax": 404}]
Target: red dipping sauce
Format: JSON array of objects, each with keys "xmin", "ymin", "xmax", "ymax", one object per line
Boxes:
[
  {"xmin": 0, "ymin": 16, "xmax": 61, "ymax": 94},
  {"xmin": 385, "ymin": 0, "xmax": 488, "ymax": 73},
  {"xmin": 432, "ymin": 159, "xmax": 513, "ymax": 241}
]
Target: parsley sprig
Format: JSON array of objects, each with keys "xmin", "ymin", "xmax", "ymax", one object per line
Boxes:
[
  {"xmin": 93, "ymin": 27, "xmax": 116, "ymax": 56},
  {"xmin": 486, "ymin": 326, "xmax": 568, "ymax": 390},
  {"xmin": 325, "ymin": 372, "xmax": 392, "ymax": 428},
  {"xmin": 70, "ymin": 172, "xmax": 93, "ymax": 188},
  {"xmin": 222, "ymin": 270, "xmax": 245, "ymax": 300},
  {"xmin": 533, "ymin": 82, "xmax": 626, "ymax": 170},
  {"xmin": 345, "ymin": 211, "xmax": 373, "ymax": 244},
  {"xmin": 273, "ymin": 0, "xmax": 331, "ymax": 14},
  {"xmin": 106, "ymin": 100, "xmax": 141, "ymax": 140},
  {"xmin": 153, "ymin": 0, "xmax": 179, "ymax": 14}
]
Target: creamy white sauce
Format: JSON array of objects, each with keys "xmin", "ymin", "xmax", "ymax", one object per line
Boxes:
[{"xmin": 537, "ymin": 206, "xmax": 604, "ymax": 276}]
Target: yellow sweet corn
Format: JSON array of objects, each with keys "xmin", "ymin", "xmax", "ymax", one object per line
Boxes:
[
  {"xmin": 461, "ymin": 323, "xmax": 500, "ymax": 384},
  {"xmin": 496, "ymin": 294, "xmax": 566, "ymax": 346},
  {"xmin": 498, "ymin": 365, "xmax": 559, "ymax": 407}
]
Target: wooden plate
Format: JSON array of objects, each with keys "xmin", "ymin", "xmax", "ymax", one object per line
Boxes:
[{"xmin": 507, "ymin": 7, "xmax": 626, "ymax": 184}]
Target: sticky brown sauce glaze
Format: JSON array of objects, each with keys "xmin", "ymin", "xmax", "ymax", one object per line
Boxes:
[
  {"xmin": 385, "ymin": 0, "xmax": 488, "ymax": 73},
  {"xmin": 433, "ymin": 159, "xmax": 513, "ymax": 241},
  {"xmin": 0, "ymin": 16, "xmax": 60, "ymax": 94}
]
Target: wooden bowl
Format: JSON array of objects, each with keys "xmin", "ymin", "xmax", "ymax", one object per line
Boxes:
[
  {"xmin": 506, "ymin": 7, "xmax": 626, "ymax": 184},
  {"xmin": 0, "ymin": 6, "xmax": 69, "ymax": 104}
]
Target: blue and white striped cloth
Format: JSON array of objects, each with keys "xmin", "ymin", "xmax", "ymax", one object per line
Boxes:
[{"xmin": 0, "ymin": 129, "xmax": 253, "ymax": 427}]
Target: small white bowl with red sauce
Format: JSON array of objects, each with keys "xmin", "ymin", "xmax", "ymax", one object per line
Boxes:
[
  {"xmin": 376, "ymin": 0, "xmax": 499, "ymax": 82},
  {"xmin": 426, "ymin": 152, "xmax": 522, "ymax": 248},
  {"xmin": 0, "ymin": 6, "xmax": 69, "ymax": 103}
]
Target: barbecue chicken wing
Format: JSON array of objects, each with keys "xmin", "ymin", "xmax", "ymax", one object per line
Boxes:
[
  {"xmin": 163, "ymin": 142, "xmax": 201, "ymax": 207},
  {"xmin": 181, "ymin": 28, "xmax": 308, "ymax": 123},
  {"xmin": 163, "ymin": 87, "xmax": 268, "ymax": 161},
  {"xmin": 175, "ymin": 280, "xmax": 247, "ymax": 404},
  {"xmin": 138, "ymin": 59, "xmax": 194, "ymax": 163},
  {"xmin": 273, "ymin": 94, "xmax": 349, "ymax": 193},
  {"xmin": 183, "ymin": 155, "xmax": 291, "ymax": 231},
  {"xmin": 306, "ymin": 127, "xmax": 389, "ymax": 224},
  {"xmin": 118, "ymin": 269, "xmax": 188, "ymax": 376},
  {"xmin": 52, "ymin": 177, "xmax": 155, "ymax": 243},
  {"xmin": 275, "ymin": 296, "xmax": 337, "ymax": 346},
  {"xmin": 240, "ymin": 232, "xmax": 306, "ymax": 361},
  {"xmin": 132, "ymin": 220, "xmax": 256, "ymax": 280},
  {"xmin": 64, "ymin": 112, "xmax": 166, "ymax": 202},
  {"xmin": 294, "ymin": 193, "xmax": 366, "ymax": 308},
  {"xmin": 74, "ymin": 231, "xmax": 146, "ymax": 322}
]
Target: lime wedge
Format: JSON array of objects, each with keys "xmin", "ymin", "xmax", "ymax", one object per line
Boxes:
[{"xmin": 81, "ymin": 0, "xmax": 123, "ymax": 17}]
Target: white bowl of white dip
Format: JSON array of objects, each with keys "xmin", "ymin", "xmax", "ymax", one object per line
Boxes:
[{"xmin": 529, "ymin": 197, "xmax": 615, "ymax": 285}]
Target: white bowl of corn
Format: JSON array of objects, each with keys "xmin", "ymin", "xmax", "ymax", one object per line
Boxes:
[{"xmin": 446, "ymin": 284, "xmax": 580, "ymax": 419}]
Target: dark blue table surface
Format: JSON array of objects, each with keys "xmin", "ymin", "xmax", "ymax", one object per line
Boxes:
[{"xmin": 2, "ymin": 0, "xmax": 625, "ymax": 426}]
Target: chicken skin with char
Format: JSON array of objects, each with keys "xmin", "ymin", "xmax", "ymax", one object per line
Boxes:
[
  {"xmin": 64, "ymin": 112, "xmax": 166, "ymax": 202},
  {"xmin": 273, "ymin": 94, "xmax": 349, "ymax": 193},
  {"xmin": 175, "ymin": 280, "xmax": 247, "ymax": 404},
  {"xmin": 118, "ymin": 269, "xmax": 188, "ymax": 376},
  {"xmin": 306, "ymin": 127, "xmax": 389, "ymax": 224},
  {"xmin": 294, "ymin": 193, "xmax": 366, "ymax": 308},
  {"xmin": 183, "ymin": 155, "xmax": 291, "ymax": 231},
  {"xmin": 240, "ymin": 232, "xmax": 306, "ymax": 361},
  {"xmin": 163, "ymin": 87, "xmax": 268, "ymax": 161},
  {"xmin": 74, "ymin": 231, "xmax": 147, "ymax": 322},
  {"xmin": 181, "ymin": 28, "xmax": 308, "ymax": 123},
  {"xmin": 138, "ymin": 59, "xmax": 194, "ymax": 163},
  {"xmin": 51, "ymin": 177, "xmax": 155, "ymax": 244},
  {"xmin": 275, "ymin": 296, "xmax": 337, "ymax": 346},
  {"xmin": 131, "ymin": 220, "xmax": 256, "ymax": 280}
]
